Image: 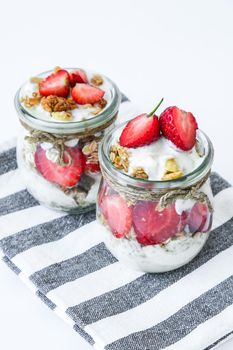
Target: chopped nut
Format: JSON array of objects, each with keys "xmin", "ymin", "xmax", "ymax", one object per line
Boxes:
[
  {"xmin": 30, "ymin": 77, "xmax": 43, "ymax": 84},
  {"xmin": 96, "ymin": 98, "xmax": 107, "ymax": 109},
  {"xmin": 82, "ymin": 104, "xmax": 93, "ymax": 109},
  {"xmin": 21, "ymin": 93, "xmax": 42, "ymax": 107},
  {"xmin": 162, "ymin": 171, "xmax": 183, "ymax": 180},
  {"xmin": 82, "ymin": 140, "xmax": 98, "ymax": 155},
  {"xmin": 41, "ymin": 96, "xmax": 77, "ymax": 112},
  {"xmin": 110, "ymin": 151, "xmax": 116, "ymax": 162},
  {"xmin": 54, "ymin": 66, "xmax": 62, "ymax": 72},
  {"xmin": 82, "ymin": 141, "xmax": 99, "ymax": 165},
  {"xmin": 110, "ymin": 144, "xmax": 130, "ymax": 172},
  {"xmin": 165, "ymin": 158, "xmax": 179, "ymax": 173},
  {"xmin": 91, "ymin": 74, "xmax": 103, "ymax": 86},
  {"xmin": 131, "ymin": 167, "xmax": 148, "ymax": 180},
  {"xmin": 51, "ymin": 111, "xmax": 73, "ymax": 121},
  {"xmin": 91, "ymin": 107, "xmax": 102, "ymax": 115}
]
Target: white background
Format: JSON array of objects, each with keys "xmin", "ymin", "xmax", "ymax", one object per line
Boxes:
[{"xmin": 0, "ymin": 0, "xmax": 233, "ymax": 349}]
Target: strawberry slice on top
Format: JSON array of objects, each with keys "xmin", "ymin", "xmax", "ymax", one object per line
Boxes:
[
  {"xmin": 35, "ymin": 146, "xmax": 86, "ymax": 188},
  {"xmin": 72, "ymin": 83, "xmax": 105, "ymax": 105},
  {"xmin": 69, "ymin": 69, "xmax": 88, "ymax": 87},
  {"xmin": 159, "ymin": 106, "xmax": 198, "ymax": 151},
  {"xmin": 119, "ymin": 98, "xmax": 163, "ymax": 148},
  {"xmin": 39, "ymin": 69, "xmax": 70, "ymax": 98},
  {"xmin": 100, "ymin": 194, "xmax": 132, "ymax": 238}
]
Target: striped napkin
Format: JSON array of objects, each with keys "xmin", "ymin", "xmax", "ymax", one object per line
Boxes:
[{"xmin": 1, "ymin": 98, "xmax": 233, "ymax": 350}]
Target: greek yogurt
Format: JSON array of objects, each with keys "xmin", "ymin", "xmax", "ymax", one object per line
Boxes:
[
  {"xmin": 111, "ymin": 127, "xmax": 202, "ymax": 181},
  {"xmin": 19, "ymin": 68, "xmax": 113, "ymax": 122}
]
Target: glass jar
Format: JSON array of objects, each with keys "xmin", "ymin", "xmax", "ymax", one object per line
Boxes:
[
  {"xmin": 15, "ymin": 68, "xmax": 121, "ymax": 213},
  {"xmin": 97, "ymin": 124, "xmax": 214, "ymax": 273}
]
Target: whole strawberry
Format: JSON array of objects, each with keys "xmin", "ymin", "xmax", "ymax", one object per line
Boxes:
[
  {"xmin": 119, "ymin": 98, "xmax": 163, "ymax": 148},
  {"xmin": 160, "ymin": 106, "xmax": 198, "ymax": 151}
]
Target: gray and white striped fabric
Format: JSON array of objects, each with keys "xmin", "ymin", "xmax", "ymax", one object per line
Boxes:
[{"xmin": 0, "ymin": 100, "xmax": 233, "ymax": 350}]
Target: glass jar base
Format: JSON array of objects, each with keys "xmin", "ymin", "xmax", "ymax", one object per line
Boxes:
[{"xmin": 101, "ymin": 225, "xmax": 210, "ymax": 273}]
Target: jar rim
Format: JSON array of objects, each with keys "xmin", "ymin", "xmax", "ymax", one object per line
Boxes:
[
  {"xmin": 14, "ymin": 68, "xmax": 121, "ymax": 135},
  {"xmin": 99, "ymin": 122, "xmax": 214, "ymax": 190}
]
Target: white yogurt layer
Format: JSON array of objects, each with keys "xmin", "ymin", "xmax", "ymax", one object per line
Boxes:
[
  {"xmin": 101, "ymin": 223, "xmax": 209, "ymax": 273},
  {"xmin": 112, "ymin": 128, "xmax": 202, "ymax": 181},
  {"xmin": 17, "ymin": 137, "xmax": 101, "ymax": 211},
  {"xmin": 19, "ymin": 69, "xmax": 113, "ymax": 123}
]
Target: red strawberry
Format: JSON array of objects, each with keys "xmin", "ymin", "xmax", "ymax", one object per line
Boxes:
[
  {"xmin": 69, "ymin": 69, "xmax": 88, "ymax": 87},
  {"xmin": 101, "ymin": 194, "xmax": 132, "ymax": 238},
  {"xmin": 132, "ymin": 201, "xmax": 181, "ymax": 245},
  {"xmin": 188, "ymin": 202, "xmax": 211, "ymax": 233},
  {"xmin": 35, "ymin": 146, "xmax": 86, "ymax": 188},
  {"xmin": 119, "ymin": 98, "xmax": 163, "ymax": 148},
  {"xmin": 85, "ymin": 162, "xmax": 100, "ymax": 173},
  {"xmin": 159, "ymin": 106, "xmax": 198, "ymax": 151},
  {"xmin": 98, "ymin": 180, "xmax": 117, "ymax": 216},
  {"xmin": 72, "ymin": 83, "xmax": 104, "ymax": 105},
  {"xmin": 39, "ymin": 69, "xmax": 70, "ymax": 97}
]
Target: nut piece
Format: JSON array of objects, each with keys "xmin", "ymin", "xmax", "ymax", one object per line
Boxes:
[
  {"xmin": 51, "ymin": 111, "xmax": 73, "ymax": 121},
  {"xmin": 82, "ymin": 104, "xmax": 93, "ymax": 109},
  {"xmin": 91, "ymin": 107, "xmax": 102, "ymax": 115},
  {"xmin": 97, "ymin": 98, "xmax": 107, "ymax": 109},
  {"xmin": 21, "ymin": 92, "xmax": 42, "ymax": 107},
  {"xmin": 82, "ymin": 141, "xmax": 99, "ymax": 164},
  {"xmin": 91, "ymin": 74, "xmax": 103, "ymax": 86},
  {"xmin": 110, "ymin": 144, "xmax": 130, "ymax": 172},
  {"xmin": 54, "ymin": 66, "xmax": 62, "ymax": 72},
  {"xmin": 82, "ymin": 140, "xmax": 98, "ymax": 155},
  {"xmin": 131, "ymin": 167, "xmax": 148, "ymax": 180},
  {"xmin": 162, "ymin": 171, "xmax": 183, "ymax": 180},
  {"xmin": 41, "ymin": 96, "xmax": 77, "ymax": 112},
  {"xmin": 162, "ymin": 157, "xmax": 183, "ymax": 180},
  {"xmin": 165, "ymin": 158, "xmax": 179, "ymax": 173}
]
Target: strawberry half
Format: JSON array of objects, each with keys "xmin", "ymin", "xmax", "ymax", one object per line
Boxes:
[
  {"xmin": 101, "ymin": 194, "xmax": 132, "ymax": 238},
  {"xmin": 39, "ymin": 69, "xmax": 70, "ymax": 98},
  {"xmin": 85, "ymin": 162, "xmax": 100, "ymax": 173},
  {"xmin": 132, "ymin": 201, "xmax": 181, "ymax": 245},
  {"xmin": 69, "ymin": 69, "xmax": 88, "ymax": 87},
  {"xmin": 72, "ymin": 83, "xmax": 105, "ymax": 105},
  {"xmin": 160, "ymin": 106, "xmax": 198, "ymax": 151},
  {"xmin": 188, "ymin": 202, "xmax": 211, "ymax": 233},
  {"xmin": 35, "ymin": 146, "xmax": 86, "ymax": 188},
  {"xmin": 119, "ymin": 98, "xmax": 163, "ymax": 148}
]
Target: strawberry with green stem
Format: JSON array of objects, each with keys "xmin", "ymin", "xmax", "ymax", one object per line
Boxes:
[{"xmin": 119, "ymin": 98, "xmax": 163, "ymax": 148}]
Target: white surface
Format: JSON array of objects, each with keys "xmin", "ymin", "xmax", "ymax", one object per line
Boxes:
[{"xmin": 0, "ymin": 0, "xmax": 232, "ymax": 349}]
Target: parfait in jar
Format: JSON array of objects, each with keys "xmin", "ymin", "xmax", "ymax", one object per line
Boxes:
[
  {"xmin": 97, "ymin": 99, "xmax": 214, "ymax": 272},
  {"xmin": 15, "ymin": 67, "xmax": 121, "ymax": 213}
]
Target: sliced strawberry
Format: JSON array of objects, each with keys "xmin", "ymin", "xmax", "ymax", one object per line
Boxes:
[
  {"xmin": 119, "ymin": 99, "xmax": 164, "ymax": 148},
  {"xmin": 85, "ymin": 162, "xmax": 100, "ymax": 173},
  {"xmin": 98, "ymin": 180, "xmax": 116, "ymax": 217},
  {"xmin": 35, "ymin": 146, "xmax": 86, "ymax": 188},
  {"xmin": 39, "ymin": 69, "xmax": 70, "ymax": 97},
  {"xmin": 119, "ymin": 114, "xmax": 160, "ymax": 148},
  {"xmin": 178, "ymin": 210, "xmax": 189, "ymax": 232},
  {"xmin": 71, "ymin": 83, "xmax": 105, "ymax": 105},
  {"xmin": 132, "ymin": 201, "xmax": 181, "ymax": 245},
  {"xmin": 69, "ymin": 69, "xmax": 88, "ymax": 87},
  {"xmin": 159, "ymin": 106, "xmax": 198, "ymax": 151},
  {"xmin": 101, "ymin": 194, "xmax": 132, "ymax": 238},
  {"xmin": 188, "ymin": 202, "xmax": 211, "ymax": 233}
]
